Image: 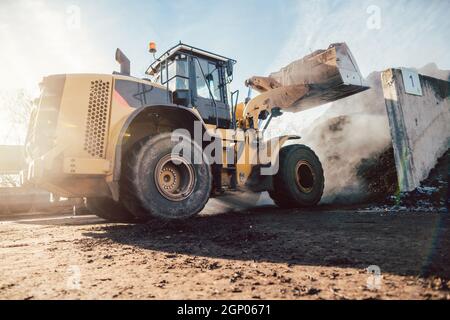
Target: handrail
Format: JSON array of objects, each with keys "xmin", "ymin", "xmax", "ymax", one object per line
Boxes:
[{"xmin": 231, "ymin": 90, "xmax": 239, "ymax": 130}]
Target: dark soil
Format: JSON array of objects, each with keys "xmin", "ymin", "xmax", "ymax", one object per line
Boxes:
[
  {"xmin": 357, "ymin": 148, "xmax": 448, "ymax": 212},
  {"xmin": 356, "ymin": 146, "xmax": 398, "ymax": 200}
]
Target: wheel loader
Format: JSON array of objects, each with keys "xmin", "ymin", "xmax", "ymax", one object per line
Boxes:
[{"xmin": 23, "ymin": 42, "xmax": 368, "ymax": 222}]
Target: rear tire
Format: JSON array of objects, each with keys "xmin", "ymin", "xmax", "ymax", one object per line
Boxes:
[
  {"xmin": 269, "ymin": 144, "xmax": 324, "ymax": 208},
  {"xmin": 120, "ymin": 132, "xmax": 212, "ymax": 220},
  {"xmin": 85, "ymin": 197, "xmax": 138, "ymax": 222}
]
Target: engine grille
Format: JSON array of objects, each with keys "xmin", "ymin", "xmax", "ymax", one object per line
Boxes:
[{"xmin": 84, "ymin": 80, "xmax": 111, "ymax": 158}]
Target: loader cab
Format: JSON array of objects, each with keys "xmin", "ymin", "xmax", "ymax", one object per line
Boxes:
[{"xmin": 147, "ymin": 43, "xmax": 236, "ymax": 129}]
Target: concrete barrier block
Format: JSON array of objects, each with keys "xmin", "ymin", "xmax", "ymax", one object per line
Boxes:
[
  {"xmin": 382, "ymin": 68, "xmax": 450, "ymax": 192},
  {"xmin": 0, "ymin": 187, "xmax": 85, "ymax": 215},
  {"xmin": 0, "ymin": 145, "xmax": 25, "ymax": 174}
]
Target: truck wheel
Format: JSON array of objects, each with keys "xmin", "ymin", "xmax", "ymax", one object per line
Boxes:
[
  {"xmin": 269, "ymin": 144, "xmax": 324, "ymax": 208},
  {"xmin": 120, "ymin": 138, "xmax": 154, "ymax": 221},
  {"xmin": 85, "ymin": 197, "xmax": 138, "ymax": 222},
  {"xmin": 121, "ymin": 132, "xmax": 212, "ymax": 220}
]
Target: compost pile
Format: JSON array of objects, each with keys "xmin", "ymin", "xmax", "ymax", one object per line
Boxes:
[
  {"xmin": 356, "ymin": 146, "xmax": 398, "ymax": 200},
  {"xmin": 362, "ymin": 149, "xmax": 449, "ymax": 212}
]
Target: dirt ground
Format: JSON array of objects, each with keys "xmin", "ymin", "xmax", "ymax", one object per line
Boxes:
[{"xmin": 0, "ymin": 199, "xmax": 449, "ymax": 300}]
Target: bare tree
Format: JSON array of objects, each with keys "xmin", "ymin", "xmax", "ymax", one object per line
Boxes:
[
  {"xmin": 1, "ymin": 89, "xmax": 33, "ymax": 145},
  {"xmin": 0, "ymin": 174, "xmax": 20, "ymax": 188},
  {"xmin": 0, "ymin": 89, "xmax": 33, "ymax": 187}
]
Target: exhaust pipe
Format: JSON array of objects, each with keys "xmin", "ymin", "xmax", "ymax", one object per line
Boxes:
[{"xmin": 115, "ymin": 48, "xmax": 130, "ymax": 76}]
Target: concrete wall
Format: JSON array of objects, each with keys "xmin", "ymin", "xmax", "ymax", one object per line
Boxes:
[
  {"xmin": 382, "ymin": 68, "xmax": 450, "ymax": 192},
  {"xmin": 0, "ymin": 145, "xmax": 25, "ymax": 174},
  {"xmin": 0, "ymin": 187, "xmax": 49, "ymax": 214},
  {"xmin": 0, "ymin": 146, "xmax": 86, "ymax": 215},
  {"xmin": 0, "ymin": 187, "xmax": 85, "ymax": 215}
]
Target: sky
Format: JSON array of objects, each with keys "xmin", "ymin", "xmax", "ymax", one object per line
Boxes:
[{"xmin": 0, "ymin": 0, "xmax": 449, "ymax": 144}]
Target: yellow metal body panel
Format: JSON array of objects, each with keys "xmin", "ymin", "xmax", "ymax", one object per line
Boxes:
[
  {"xmin": 235, "ymin": 130, "xmax": 256, "ymax": 186},
  {"xmin": 57, "ymin": 74, "xmax": 113, "ymax": 159},
  {"xmin": 63, "ymin": 157, "xmax": 111, "ymax": 175}
]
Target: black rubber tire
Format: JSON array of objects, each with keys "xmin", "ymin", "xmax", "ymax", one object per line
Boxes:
[
  {"xmin": 269, "ymin": 144, "xmax": 324, "ymax": 208},
  {"xmin": 120, "ymin": 138, "xmax": 154, "ymax": 221},
  {"xmin": 121, "ymin": 132, "xmax": 212, "ymax": 220},
  {"xmin": 85, "ymin": 197, "xmax": 138, "ymax": 223}
]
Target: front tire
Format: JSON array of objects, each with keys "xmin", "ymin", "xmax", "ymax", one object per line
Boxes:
[
  {"xmin": 121, "ymin": 133, "xmax": 212, "ymax": 220},
  {"xmin": 269, "ymin": 144, "xmax": 324, "ymax": 208}
]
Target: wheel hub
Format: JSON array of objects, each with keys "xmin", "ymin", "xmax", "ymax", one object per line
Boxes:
[
  {"xmin": 295, "ymin": 160, "xmax": 315, "ymax": 193},
  {"xmin": 154, "ymin": 154, "xmax": 195, "ymax": 201}
]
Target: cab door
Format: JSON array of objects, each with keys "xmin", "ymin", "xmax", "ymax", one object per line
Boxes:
[{"xmin": 191, "ymin": 57, "xmax": 231, "ymax": 129}]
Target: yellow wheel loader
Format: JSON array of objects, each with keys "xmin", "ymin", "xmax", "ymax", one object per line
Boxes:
[{"xmin": 23, "ymin": 42, "xmax": 368, "ymax": 222}]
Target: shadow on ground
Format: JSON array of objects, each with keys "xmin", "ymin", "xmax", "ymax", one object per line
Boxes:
[{"xmin": 77, "ymin": 206, "xmax": 449, "ymax": 280}]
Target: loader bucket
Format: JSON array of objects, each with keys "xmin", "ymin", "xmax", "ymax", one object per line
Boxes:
[{"xmin": 245, "ymin": 43, "xmax": 369, "ymax": 116}]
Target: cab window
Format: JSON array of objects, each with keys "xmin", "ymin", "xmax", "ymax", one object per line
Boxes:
[
  {"xmin": 195, "ymin": 59, "xmax": 221, "ymax": 101},
  {"xmin": 160, "ymin": 55, "xmax": 189, "ymax": 91}
]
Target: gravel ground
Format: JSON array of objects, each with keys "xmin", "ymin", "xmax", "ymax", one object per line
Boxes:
[{"xmin": 0, "ymin": 204, "xmax": 449, "ymax": 300}]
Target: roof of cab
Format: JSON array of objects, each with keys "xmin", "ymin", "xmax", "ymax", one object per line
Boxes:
[{"xmin": 146, "ymin": 42, "xmax": 236, "ymax": 75}]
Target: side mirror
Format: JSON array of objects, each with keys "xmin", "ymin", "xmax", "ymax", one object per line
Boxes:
[{"xmin": 226, "ymin": 59, "xmax": 234, "ymax": 77}]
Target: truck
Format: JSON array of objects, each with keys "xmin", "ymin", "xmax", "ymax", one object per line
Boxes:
[{"xmin": 24, "ymin": 42, "xmax": 368, "ymax": 222}]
